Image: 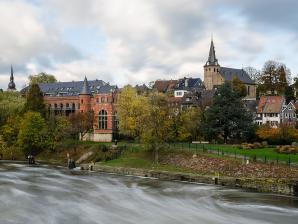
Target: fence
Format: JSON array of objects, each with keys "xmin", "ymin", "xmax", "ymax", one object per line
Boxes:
[{"xmin": 168, "ymin": 142, "xmax": 297, "ymax": 167}]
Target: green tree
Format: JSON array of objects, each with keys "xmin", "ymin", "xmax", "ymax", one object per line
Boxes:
[
  {"xmin": 117, "ymin": 85, "xmax": 150, "ymax": 140},
  {"xmin": 232, "ymin": 76, "xmax": 247, "ymax": 97},
  {"xmin": 141, "ymin": 92, "xmax": 174, "ymax": 163},
  {"xmin": 284, "ymin": 86, "xmax": 295, "ymax": 104},
  {"xmin": 29, "ymin": 72, "xmax": 57, "ymax": 85},
  {"xmin": 177, "ymin": 107, "xmax": 202, "ymax": 142},
  {"xmin": 202, "ymin": 82, "xmax": 254, "ymax": 143},
  {"xmin": 47, "ymin": 115, "xmax": 71, "ymax": 150},
  {"xmin": 1, "ymin": 116, "xmax": 21, "ymax": 146},
  {"xmin": 0, "ymin": 91, "xmax": 25, "ymax": 127},
  {"xmin": 23, "ymin": 83, "xmax": 46, "ymax": 116},
  {"xmin": 17, "ymin": 112, "xmax": 48, "ymax": 156}
]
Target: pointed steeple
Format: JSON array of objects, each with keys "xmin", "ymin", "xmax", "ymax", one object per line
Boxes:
[
  {"xmin": 8, "ymin": 65, "xmax": 16, "ymax": 90},
  {"xmin": 206, "ymin": 37, "xmax": 219, "ymax": 66},
  {"xmin": 80, "ymin": 76, "xmax": 91, "ymax": 95}
]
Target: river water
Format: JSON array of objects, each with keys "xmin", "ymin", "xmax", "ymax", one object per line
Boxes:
[{"xmin": 0, "ymin": 162, "xmax": 297, "ymax": 224}]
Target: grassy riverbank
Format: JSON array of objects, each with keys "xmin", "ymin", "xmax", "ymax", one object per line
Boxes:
[{"xmin": 2, "ymin": 140, "xmax": 298, "ymax": 179}]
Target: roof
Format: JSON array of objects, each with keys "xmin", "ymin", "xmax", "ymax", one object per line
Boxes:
[
  {"xmin": 80, "ymin": 77, "xmax": 91, "ymax": 95},
  {"xmin": 21, "ymin": 79, "xmax": 117, "ymax": 96},
  {"xmin": 153, "ymin": 80, "xmax": 177, "ymax": 92},
  {"xmin": 206, "ymin": 39, "xmax": 219, "ymax": 66},
  {"xmin": 257, "ymin": 96, "xmax": 284, "ymax": 114},
  {"xmin": 176, "ymin": 77, "xmax": 203, "ymax": 90},
  {"xmin": 220, "ymin": 67, "xmax": 255, "ymax": 84}
]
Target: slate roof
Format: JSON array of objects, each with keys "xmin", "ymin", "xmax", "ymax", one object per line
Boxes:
[
  {"xmin": 21, "ymin": 79, "xmax": 117, "ymax": 96},
  {"xmin": 206, "ymin": 39, "xmax": 219, "ymax": 66},
  {"xmin": 220, "ymin": 67, "xmax": 255, "ymax": 84},
  {"xmin": 257, "ymin": 96, "xmax": 284, "ymax": 114},
  {"xmin": 80, "ymin": 77, "xmax": 91, "ymax": 95},
  {"xmin": 176, "ymin": 77, "xmax": 204, "ymax": 90}
]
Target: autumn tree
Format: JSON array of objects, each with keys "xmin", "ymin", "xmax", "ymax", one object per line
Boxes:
[
  {"xmin": 68, "ymin": 111, "xmax": 94, "ymax": 139},
  {"xmin": 243, "ymin": 66, "xmax": 260, "ymax": 82},
  {"xmin": 1, "ymin": 116, "xmax": 21, "ymax": 146},
  {"xmin": 257, "ymin": 124, "xmax": 298, "ymax": 145},
  {"xmin": 202, "ymin": 82, "xmax": 254, "ymax": 143},
  {"xmin": 117, "ymin": 85, "xmax": 150, "ymax": 140},
  {"xmin": 17, "ymin": 112, "xmax": 48, "ymax": 156},
  {"xmin": 47, "ymin": 115, "xmax": 71, "ymax": 150},
  {"xmin": 258, "ymin": 60, "xmax": 291, "ymax": 95},
  {"xmin": 23, "ymin": 83, "xmax": 46, "ymax": 117},
  {"xmin": 141, "ymin": 92, "xmax": 174, "ymax": 163},
  {"xmin": 0, "ymin": 91, "xmax": 25, "ymax": 127},
  {"xmin": 29, "ymin": 72, "xmax": 57, "ymax": 85},
  {"xmin": 176, "ymin": 107, "xmax": 202, "ymax": 142}
]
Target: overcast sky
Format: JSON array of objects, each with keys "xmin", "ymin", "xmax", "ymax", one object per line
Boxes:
[{"xmin": 0, "ymin": 0, "xmax": 298, "ymax": 90}]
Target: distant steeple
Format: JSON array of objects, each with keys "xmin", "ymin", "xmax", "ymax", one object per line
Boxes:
[
  {"xmin": 206, "ymin": 37, "xmax": 219, "ymax": 66},
  {"xmin": 80, "ymin": 76, "xmax": 91, "ymax": 95},
  {"xmin": 7, "ymin": 65, "xmax": 16, "ymax": 91}
]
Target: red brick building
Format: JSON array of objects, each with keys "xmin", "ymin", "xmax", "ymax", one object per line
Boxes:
[{"xmin": 24, "ymin": 77, "xmax": 119, "ymax": 142}]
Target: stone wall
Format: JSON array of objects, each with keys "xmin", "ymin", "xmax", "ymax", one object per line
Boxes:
[{"xmin": 80, "ymin": 164, "xmax": 298, "ymax": 197}]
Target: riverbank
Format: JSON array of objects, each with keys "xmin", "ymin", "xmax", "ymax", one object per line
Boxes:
[
  {"xmin": 3, "ymin": 140, "xmax": 298, "ymax": 196},
  {"xmin": 79, "ymin": 148, "xmax": 298, "ymax": 197},
  {"xmin": 81, "ymin": 163, "xmax": 298, "ymax": 197}
]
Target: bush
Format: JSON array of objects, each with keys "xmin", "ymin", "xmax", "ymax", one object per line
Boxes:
[
  {"xmin": 275, "ymin": 145, "xmax": 298, "ymax": 154},
  {"xmin": 239, "ymin": 142, "xmax": 264, "ymax": 149}
]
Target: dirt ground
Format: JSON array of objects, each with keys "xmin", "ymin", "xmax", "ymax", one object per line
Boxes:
[{"xmin": 161, "ymin": 152, "xmax": 298, "ymax": 179}]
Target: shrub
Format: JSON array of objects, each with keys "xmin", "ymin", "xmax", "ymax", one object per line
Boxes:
[{"xmin": 275, "ymin": 145, "xmax": 298, "ymax": 154}]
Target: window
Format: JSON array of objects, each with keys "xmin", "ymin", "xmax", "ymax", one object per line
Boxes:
[
  {"xmin": 96, "ymin": 98, "xmax": 99, "ymax": 103},
  {"xmin": 101, "ymin": 97, "xmax": 105, "ymax": 103},
  {"xmin": 81, "ymin": 99, "xmax": 83, "ymax": 104},
  {"xmin": 247, "ymin": 86, "xmax": 250, "ymax": 96},
  {"xmin": 98, "ymin": 110, "xmax": 108, "ymax": 129}
]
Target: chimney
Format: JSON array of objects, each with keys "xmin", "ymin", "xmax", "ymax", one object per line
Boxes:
[{"xmin": 185, "ymin": 78, "xmax": 188, "ymax": 88}]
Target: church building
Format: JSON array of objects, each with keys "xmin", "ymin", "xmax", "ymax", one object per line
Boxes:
[{"xmin": 204, "ymin": 39, "xmax": 256, "ymax": 100}]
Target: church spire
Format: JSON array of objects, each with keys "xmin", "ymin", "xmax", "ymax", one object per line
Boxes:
[
  {"xmin": 8, "ymin": 65, "xmax": 16, "ymax": 91},
  {"xmin": 206, "ymin": 37, "xmax": 219, "ymax": 66},
  {"xmin": 80, "ymin": 76, "xmax": 91, "ymax": 95}
]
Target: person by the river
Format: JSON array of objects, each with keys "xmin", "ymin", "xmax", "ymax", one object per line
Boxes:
[
  {"xmin": 28, "ymin": 155, "xmax": 35, "ymax": 165},
  {"xmin": 67, "ymin": 153, "xmax": 76, "ymax": 169}
]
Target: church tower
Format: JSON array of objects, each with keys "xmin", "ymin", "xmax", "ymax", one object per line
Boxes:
[
  {"xmin": 7, "ymin": 65, "xmax": 16, "ymax": 91},
  {"xmin": 204, "ymin": 38, "xmax": 221, "ymax": 90}
]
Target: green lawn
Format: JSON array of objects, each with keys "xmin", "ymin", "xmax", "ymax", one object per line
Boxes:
[
  {"xmin": 169, "ymin": 142, "xmax": 298, "ymax": 164},
  {"xmin": 103, "ymin": 148, "xmax": 197, "ymax": 173}
]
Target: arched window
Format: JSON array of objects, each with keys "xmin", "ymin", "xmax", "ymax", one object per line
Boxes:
[{"xmin": 98, "ymin": 110, "xmax": 108, "ymax": 129}]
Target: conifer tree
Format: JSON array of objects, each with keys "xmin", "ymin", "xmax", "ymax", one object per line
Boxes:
[{"xmin": 202, "ymin": 82, "xmax": 254, "ymax": 143}]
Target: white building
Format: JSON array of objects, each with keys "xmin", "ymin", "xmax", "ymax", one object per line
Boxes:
[{"xmin": 255, "ymin": 96, "xmax": 285, "ymax": 128}]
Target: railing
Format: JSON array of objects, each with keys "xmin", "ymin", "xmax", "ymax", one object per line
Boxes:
[{"xmin": 168, "ymin": 142, "xmax": 298, "ymax": 167}]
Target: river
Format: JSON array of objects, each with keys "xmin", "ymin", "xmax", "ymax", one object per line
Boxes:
[{"xmin": 0, "ymin": 162, "xmax": 297, "ymax": 224}]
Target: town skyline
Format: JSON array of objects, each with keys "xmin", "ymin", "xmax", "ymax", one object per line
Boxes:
[{"xmin": 0, "ymin": 0, "xmax": 298, "ymax": 90}]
